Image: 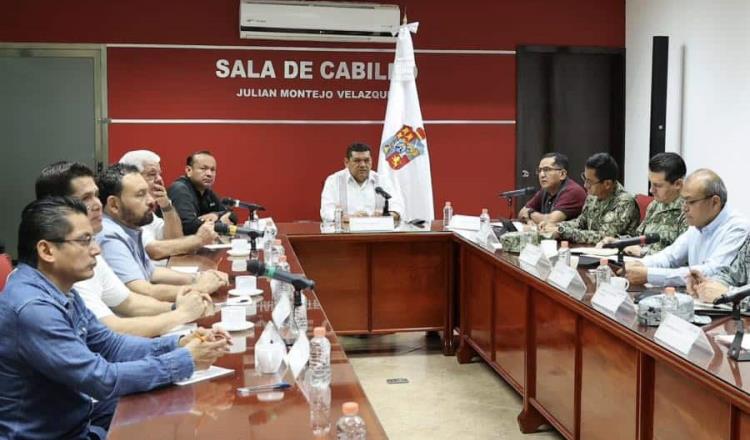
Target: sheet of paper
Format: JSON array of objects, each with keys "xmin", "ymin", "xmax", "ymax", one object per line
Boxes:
[
  {"xmin": 171, "ymin": 266, "xmax": 199, "ymax": 274},
  {"xmin": 272, "ymin": 295, "xmax": 291, "ymax": 328},
  {"xmin": 349, "ymin": 216, "xmax": 395, "ymax": 232},
  {"xmin": 203, "ymin": 243, "xmax": 232, "ymax": 250},
  {"xmin": 175, "ymin": 365, "xmax": 234, "ymax": 386},
  {"xmin": 654, "ymin": 313, "xmax": 703, "ymax": 355},
  {"xmin": 715, "ymin": 334, "xmax": 750, "ymax": 351},
  {"xmin": 163, "ymin": 323, "xmax": 197, "ymax": 338},
  {"xmin": 447, "ymin": 215, "xmax": 480, "ymax": 232},
  {"xmin": 570, "ymin": 247, "xmax": 618, "ymax": 257},
  {"xmin": 287, "ymin": 332, "xmax": 310, "ymax": 380},
  {"xmin": 591, "ymin": 284, "xmax": 629, "ymax": 315}
]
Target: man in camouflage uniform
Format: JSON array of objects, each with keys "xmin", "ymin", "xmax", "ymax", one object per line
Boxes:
[
  {"xmin": 541, "ymin": 153, "xmax": 639, "ymax": 244},
  {"xmin": 625, "ymin": 169, "xmax": 750, "ymax": 287},
  {"xmin": 598, "ymin": 152, "xmax": 688, "ymax": 256},
  {"xmin": 688, "ymin": 235, "xmax": 750, "ymax": 302}
]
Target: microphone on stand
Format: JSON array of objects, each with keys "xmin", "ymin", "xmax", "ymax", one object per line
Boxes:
[
  {"xmin": 602, "ymin": 234, "xmax": 660, "ymax": 249},
  {"xmin": 375, "ymin": 186, "xmax": 391, "ymax": 216},
  {"xmin": 214, "ymin": 223, "xmax": 263, "ymax": 239},
  {"xmin": 222, "ymin": 197, "xmax": 265, "ymax": 212},
  {"xmin": 246, "ymin": 260, "xmax": 315, "ymax": 291},
  {"xmin": 713, "ymin": 284, "xmax": 750, "ymax": 306},
  {"xmin": 499, "ymin": 187, "xmax": 537, "ymax": 199}
]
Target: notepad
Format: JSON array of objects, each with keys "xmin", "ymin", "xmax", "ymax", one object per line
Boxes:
[{"xmin": 175, "ymin": 366, "xmax": 234, "ymax": 386}]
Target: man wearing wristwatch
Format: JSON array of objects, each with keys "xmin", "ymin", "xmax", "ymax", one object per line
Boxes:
[
  {"xmin": 119, "ymin": 150, "xmax": 218, "ymax": 265},
  {"xmin": 518, "ymin": 152, "xmax": 586, "ymax": 225}
]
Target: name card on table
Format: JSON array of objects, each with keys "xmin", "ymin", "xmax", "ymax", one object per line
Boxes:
[
  {"xmin": 591, "ymin": 283, "xmax": 635, "ymax": 316},
  {"xmin": 272, "ymin": 295, "xmax": 291, "ymax": 328},
  {"xmin": 548, "ymin": 260, "xmax": 587, "ymax": 300},
  {"xmin": 287, "ymin": 332, "xmax": 310, "ymax": 380},
  {"xmin": 655, "ymin": 313, "xmax": 715, "ymax": 357},
  {"xmin": 519, "ymin": 244, "xmax": 552, "ymax": 280},
  {"xmin": 349, "ymin": 216, "xmax": 395, "ymax": 232},
  {"xmin": 447, "ymin": 214, "xmax": 480, "ymax": 231}
]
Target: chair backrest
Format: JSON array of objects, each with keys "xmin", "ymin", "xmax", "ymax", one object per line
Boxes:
[{"xmin": 635, "ymin": 194, "xmax": 654, "ymax": 222}]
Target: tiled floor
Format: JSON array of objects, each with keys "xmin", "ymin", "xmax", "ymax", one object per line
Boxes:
[{"xmin": 340, "ymin": 333, "xmax": 563, "ymax": 440}]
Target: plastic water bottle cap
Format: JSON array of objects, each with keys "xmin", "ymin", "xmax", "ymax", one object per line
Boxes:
[
  {"xmin": 664, "ymin": 287, "xmax": 676, "ymax": 295},
  {"xmin": 445, "ymin": 201, "xmax": 452, "ymax": 207},
  {"xmin": 274, "ymin": 239, "xmax": 282, "ymax": 245},
  {"xmin": 599, "ymin": 258, "xmax": 609, "ymax": 266},
  {"xmin": 481, "ymin": 208, "xmax": 488, "ymax": 215},
  {"xmin": 278, "ymin": 255, "xmax": 287, "ymax": 263},
  {"xmin": 342, "ymin": 402, "xmax": 359, "ymax": 416},
  {"xmin": 313, "ymin": 326, "xmax": 326, "ymax": 337},
  {"xmin": 561, "ymin": 241, "xmax": 569, "ymax": 248}
]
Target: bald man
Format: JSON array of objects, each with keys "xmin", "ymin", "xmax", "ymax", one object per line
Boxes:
[{"xmin": 625, "ymin": 169, "xmax": 750, "ymax": 287}]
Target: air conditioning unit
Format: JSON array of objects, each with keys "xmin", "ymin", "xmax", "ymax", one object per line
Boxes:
[{"xmin": 240, "ymin": 0, "xmax": 400, "ymax": 43}]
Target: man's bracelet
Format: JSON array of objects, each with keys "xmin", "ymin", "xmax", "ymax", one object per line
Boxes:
[{"xmin": 171, "ymin": 302, "xmax": 177, "ymax": 311}]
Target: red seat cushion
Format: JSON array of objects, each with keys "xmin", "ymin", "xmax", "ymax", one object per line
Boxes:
[{"xmin": 0, "ymin": 254, "xmax": 13, "ymax": 292}]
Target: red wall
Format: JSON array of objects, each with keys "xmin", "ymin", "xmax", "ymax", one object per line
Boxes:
[{"xmin": 1, "ymin": 0, "xmax": 624, "ymax": 221}]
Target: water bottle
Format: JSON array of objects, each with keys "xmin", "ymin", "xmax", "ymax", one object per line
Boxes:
[
  {"xmin": 661, "ymin": 287, "xmax": 679, "ymax": 322},
  {"xmin": 263, "ymin": 223, "xmax": 277, "ymax": 264},
  {"xmin": 334, "ymin": 205, "xmax": 344, "ymax": 233},
  {"xmin": 271, "ymin": 255, "xmax": 291, "ymax": 302},
  {"xmin": 595, "ymin": 258, "xmax": 612, "ymax": 289},
  {"xmin": 309, "ymin": 384, "xmax": 331, "ymax": 436},
  {"xmin": 558, "ymin": 241, "xmax": 571, "ymax": 267},
  {"xmin": 309, "ymin": 326, "xmax": 331, "ymax": 388},
  {"xmin": 442, "ymin": 201, "xmax": 453, "ymax": 228},
  {"xmin": 270, "ymin": 239, "xmax": 285, "ymax": 266},
  {"xmin": 479, "ymin": 208, "xmax": 490, "ymax": 241},
  {"xmin": 293, "ymin": 292, "xmax": 308, "ymax": 334},
  {"xmin": 336, "ymin": 402, "xmax": 366, "ymax": 439}
]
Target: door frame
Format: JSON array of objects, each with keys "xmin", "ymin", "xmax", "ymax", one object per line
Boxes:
[{"xmin": 0, "ymin": 43, "xmax": 109, "ymax": 171}]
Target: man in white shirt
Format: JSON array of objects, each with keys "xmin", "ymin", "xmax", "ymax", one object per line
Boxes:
[
  {"xmin": 624, "ymin": 169, "xmax": 750, "ymax": 287},
  {"xmin": 119, "ymin": 150, "xmax": 218, "ymax": 265},
  {"xmin": 35, "ymin": 162, "xmax": 212, "ymax": 337},
  {"xmin": 320, "ymin": 142, "xmax": 404, "ymax": 222}
]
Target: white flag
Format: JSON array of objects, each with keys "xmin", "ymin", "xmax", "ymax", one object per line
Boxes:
[{"xmin": 377, "ymin": 22, "xmax": 434, "ymax": 222}]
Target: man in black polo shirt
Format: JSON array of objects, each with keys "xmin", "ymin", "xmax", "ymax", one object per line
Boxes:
[
  {"xmin": 518, "ymin": 152, "xmax": 587, "ymax": 224},
  {"xmin": 168, "ymin": 150, "xmax": 236, "ymax": 235}
]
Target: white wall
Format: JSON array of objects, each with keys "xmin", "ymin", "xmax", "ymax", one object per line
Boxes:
[{"xmin": 625, "ymin": 0, "xmax": 750, "ymax": 218}]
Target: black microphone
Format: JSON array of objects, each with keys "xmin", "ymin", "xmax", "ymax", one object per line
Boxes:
[
  {"xmin": 374, "ymin": 186, "xmax": 392, "ymax": 200},
  {"xmin": 221, "ymin": 197, "xmax": 265, "ymax": 212},
  {"xmin": 213, "ymin": 223, "xmax": 263, "ymax": 239},
  {"xmin": 602, "ymin": 234, "xmax": 660, "ymax": 249},
  {"xmin": 246, "ymin": 260, "xmax": 315, "ymax": 291},
  {"xmin": 713, "ymin": 284, "xmax": 750, "ymax": 305},
  {"xmin": 499, "ymin": 187, "xmax": 536, "ymax": 198}
]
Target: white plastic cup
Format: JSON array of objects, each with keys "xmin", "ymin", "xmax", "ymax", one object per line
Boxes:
[
  {"xmin": 221, "ymin": 306, "xmax": 246, "ymax": 327},
  {"xmin": 235, "ymin": 275, "xmax": 257, "ymax": 292}
]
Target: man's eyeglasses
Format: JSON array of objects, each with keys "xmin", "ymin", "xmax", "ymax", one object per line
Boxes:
[
  {"xmin": 580, "ymin": 172, "xmax": 601, "ymax": 187},
  {"xmin": 48, "ymin": 235, "xmax": 96, "ymax": 248},
  {"xmin": 683, "ymin": 195, "xmax": 713, "ymax": 209},
  {"xmin": 535, "ymin": 167, "xmax": 563, "ymax": 175}
]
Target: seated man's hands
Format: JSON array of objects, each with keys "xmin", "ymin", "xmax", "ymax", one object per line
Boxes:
[
  {"xmin": 518, "ymin": 207, "xmax": 530, "ymax": 222},
  {"xmin": 193, "ymin": 270, "xmax": 229, "ymax": 294},
  {"xmin": 538, "ymin": 221, "xmax": 560, "ymax": 239},
  {"xmin": 185, "ymin": 337, "xmax": 229, "ymax": 371},
  {"xmin": 623, "ymin": 245, "xmax": 645, "ymax": 257},
  {"xmin": 624, "ymin": 261, "xmax": 648, "ymax": 286},
  {"xmin": 175, "ymin": 288, "xmax": 211, "ymax": 321},
  {"xmin": 219, "ymin": 211, "xmax": 234, "ymax": 225},
  {"xmin": 196, "ymin": 220, "xmax": 218, "ymax": 245},
  {"xmin": 687, "ymin": 269, "xmax": 730, "ymax": 302},
  {"xmin": 596, "ymin": 237, "xmax": 616, "ymax": 248},
  {"xmin": 199, "ymin": 213, "xmax": 219, "ymax": 223}
]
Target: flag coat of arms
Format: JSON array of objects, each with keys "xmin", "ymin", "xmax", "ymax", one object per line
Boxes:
[{"xmin": 377, "ymin": 22, "xmax": 435, "ymax": 222}]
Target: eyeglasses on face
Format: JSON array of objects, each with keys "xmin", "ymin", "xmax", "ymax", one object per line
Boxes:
[
  {"xmin": 48, "ymin": 235, "xmax": 96, "ymax": 248},
  {"xmin": 535, "ymin": 167, "xmax": 563, "ymax": 175},
  {"xmin": 682, "ymin": 195, "xmax": 713, "ymax": 209},
  {"xmin": 580, "ymin": 172, "xmax": 601, "ymax": 187}
]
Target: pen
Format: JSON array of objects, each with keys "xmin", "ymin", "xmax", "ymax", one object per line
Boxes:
[{"xmin": 236, "ymin": 382, "xmax": 291, "ymax": 395}]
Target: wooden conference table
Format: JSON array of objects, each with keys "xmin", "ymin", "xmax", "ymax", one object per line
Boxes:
[
  {"xmin": 110, "ymin": 221, "xmax": 750, "ymax": 439},
  {"xmin": 108, "ymin": 237, "xmax": 387, "ymax": 439}
]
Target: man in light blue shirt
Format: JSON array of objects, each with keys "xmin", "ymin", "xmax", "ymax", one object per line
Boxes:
[
  {"xmin": 96, "ymin": 164, "xmax": 228, "ymax": 301},
  {"xmin": 0, "ymin": 197, "xmax": 228, "ymax": 439},
  {"xmin": 625, "ymin": 169, "xmax": 750, "ymax": 287}
]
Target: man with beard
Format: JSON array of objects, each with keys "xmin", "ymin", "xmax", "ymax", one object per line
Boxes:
[
  {"xmin": 97, "ymin": 164, "xmax": 228, "ymax": 301},
  {"xmin": 168, "ymin": 150, "xmax": 236, "ymax": 235}
]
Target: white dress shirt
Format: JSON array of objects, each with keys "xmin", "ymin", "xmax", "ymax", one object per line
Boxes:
[
  {"xmin": 642, "ymin": 206, "xmax": 750, "ymax": 286},
  {"xmin": 141, "ymin": 215, "xmax": 167, "ymax": 266},
  {"xmin": 73, "ymin": 256, "xmax": 130, "ymax": 318},
  {"xmin": 320, "ymin": 169, "xmax": 404, "ymax": 222}
]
